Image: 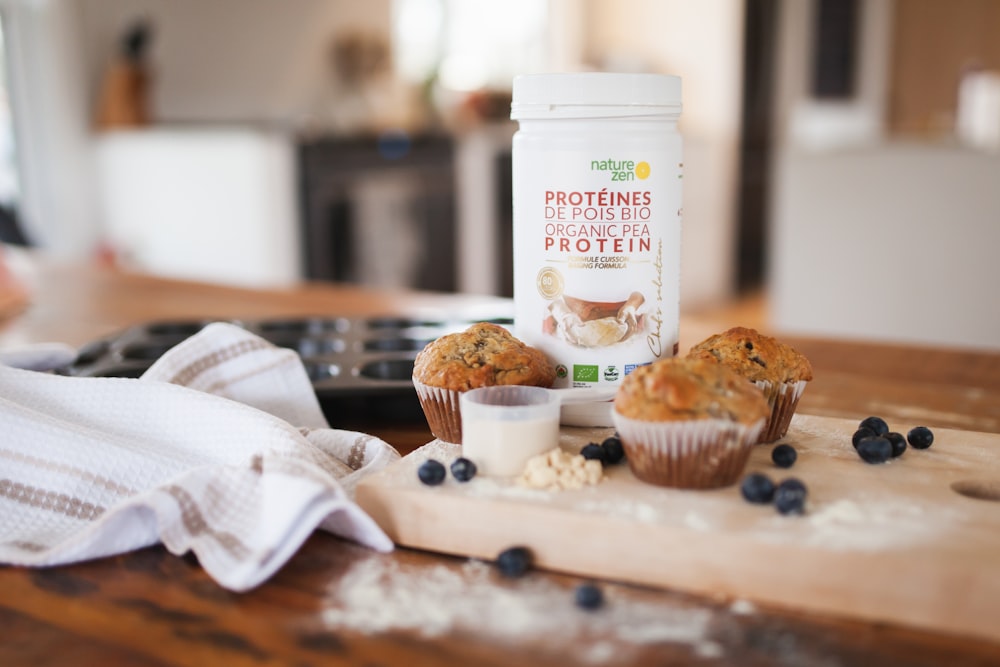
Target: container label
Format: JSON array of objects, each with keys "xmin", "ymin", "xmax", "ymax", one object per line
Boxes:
[{"xmin": 513, "ymin": 140, "xmax": 682, "ymax": 389}]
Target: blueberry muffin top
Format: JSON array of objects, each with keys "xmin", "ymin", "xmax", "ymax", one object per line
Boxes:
[
  {"xmin": 687, "ymin": 326, "xmax": 813, "ymax": 384},
  {"xmin": 412, "ymin": 322, "xmax": 556, "ymax": 391},
  {"xmin": 614, "ymin": 356, "xmax": 769, "ymax": 423}
]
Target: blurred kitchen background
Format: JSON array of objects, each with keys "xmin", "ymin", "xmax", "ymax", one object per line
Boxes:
[{"xmin": 0, "ymin": 0, "xmax": 998, "ymax": 349}]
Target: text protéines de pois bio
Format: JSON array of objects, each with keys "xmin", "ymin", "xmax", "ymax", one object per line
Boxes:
[{"xmin": 511, "ymin": 73, "xmax": 682, "ymax": 394}]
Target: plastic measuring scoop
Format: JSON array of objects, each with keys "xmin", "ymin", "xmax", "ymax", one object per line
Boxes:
[
  {"xmin": 459, "ymin": 386, "xmax": 560, "ymax": 477},
  {"xmin": 459, "ymin": 385, "xmax": 619, "ymax": 477}
]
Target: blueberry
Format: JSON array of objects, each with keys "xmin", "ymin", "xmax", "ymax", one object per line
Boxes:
[
  {"xmin": 574, "ymin": 583, "xmax": 604, "ymax": 610},
  {"xmin": 774, "ymin": 478, "xmax": 808, "ymax": 515},
  {"xmin": 856, "ymin": 436, "xmax": 892, "ymax": 464},
  {"xmin": 496, "ymin": 546, "xmax": 533, "ymax": 578},
  {"xmin": 601, "ymin": 436, "xmax": 625, "ymax": 464},
  {"xmin": 907, "ymin": 426, "xmax": 934, "ymax": 450},
  {"xmin": 450, "ymin": 457, "xmax": 477, "ymax": 482},
  {"xmin": 740, "ymin": 473, "xmax": 776, "ymax": 504},
  {"xmin": 884, "ymin": 432, "xmax": 907, "ymax": 458},
  {"xmin": 859, "ymin": 416, "xmax": 889, "ymax": 436},
  {"xmin": 417, "ymin": 459, "xmax": 447, "ymax": 485},
  {"xmin": 771, "ymin": 444, "xmax": 797, "ymax": 468},
  {"xmin": 852, "ymin": 427, "xmax": 875, "ymax": 449},
  {"xmin": 580, "ymin": 443, "xmax": 607, "ymax": 464}
]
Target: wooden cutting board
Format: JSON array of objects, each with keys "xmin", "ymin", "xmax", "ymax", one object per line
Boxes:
[{"xmin": 356, "ymin": 414, "xmax": 1000, "ymax": 644}]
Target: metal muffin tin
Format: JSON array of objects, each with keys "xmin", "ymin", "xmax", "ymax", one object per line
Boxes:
[{"xmin": 65, "ymin": 311, "xmax": 515, "ymax": 422}]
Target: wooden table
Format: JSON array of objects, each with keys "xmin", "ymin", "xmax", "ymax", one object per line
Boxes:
[{"xmin": 2, "ymin": 251, "xmax": 999, "ymax": 666}]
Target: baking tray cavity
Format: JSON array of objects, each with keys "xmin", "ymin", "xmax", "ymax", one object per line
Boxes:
[{"xmin": 61, "ymin": 313, "xmax": 514, "ymax": 424}]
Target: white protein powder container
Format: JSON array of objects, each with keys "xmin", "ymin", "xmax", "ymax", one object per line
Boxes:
[{"xmin": 510, "ymin": 72, "xmax": 683, "ymax": 425}]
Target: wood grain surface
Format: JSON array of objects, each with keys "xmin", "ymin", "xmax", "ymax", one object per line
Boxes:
[
  {"xmin": 2, "ymin": 249, "xmax": 1000, "ymax": 666},
  {"xmin": 358, "ymin": 415, "xmax": 1000, "ymax": 645}
]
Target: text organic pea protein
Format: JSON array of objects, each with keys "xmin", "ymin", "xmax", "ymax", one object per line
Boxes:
[{"xmin": 510, "ymin": 73, "xmax": 683, "ymax": 396}]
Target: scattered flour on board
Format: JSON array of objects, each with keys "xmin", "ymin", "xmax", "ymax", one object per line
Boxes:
[
  {"xmin": 797, "ymin": 497, "xmax": 955, "ymax": 551},
  {"xmin": 683, "ymin": 511, "xmax": 714, "ymax": 532},
  {"xmin": 321, "ymin": 555, "xmax": 721, "ymax": 662},
  {"xmin": 573, "ymin": 498, "xmax": 662, "ymax": 524},
  {"xmin": 729, "ymin": 598, "xmax": 757, "ymax": 615}
]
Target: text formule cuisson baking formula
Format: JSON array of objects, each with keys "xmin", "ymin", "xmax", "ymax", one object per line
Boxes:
[{"xmin": 509, "ymin": 72, "xmax": 683, "ymax": 413}]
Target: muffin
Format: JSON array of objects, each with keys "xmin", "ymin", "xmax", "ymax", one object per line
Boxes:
[
  {"xmin": 612, "ymin": 356, "xmax": 769, "ymax": 489},
  {"xmin": 412, "ymin": 322, "xmax": 556, "ymax": 443},
  {"xmin": 687, "ymin": 326, "xmax": 813, "ymax": 443}
]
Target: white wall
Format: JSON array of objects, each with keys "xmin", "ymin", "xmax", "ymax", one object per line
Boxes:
[
  {"xmin": 78, "ymin": 0, "xmax": 392, "ymax": 126},
  {"xmin": 2, "ymin": 0, "xmax": 100, "ymax": 255},
  {"xmin": 5, "ymin": 0, "xmax": 392, "ymax": 262},
  {"xmin": 96, "ymin": 128, "xmax": 300, "ymax": 287},
  {"xmin": 771, "ymin": 144, "xmax": 1000, "ymax": 350}
]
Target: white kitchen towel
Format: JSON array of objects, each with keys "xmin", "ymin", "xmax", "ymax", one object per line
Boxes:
[{"xmin": 0, "ymin": 322, "xmax": 399, "ymax": 591}]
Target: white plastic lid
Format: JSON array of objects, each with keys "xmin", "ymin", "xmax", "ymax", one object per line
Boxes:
[{"xmin": 511, "ymin": 72, "xmax": 682, "ymax": 120}]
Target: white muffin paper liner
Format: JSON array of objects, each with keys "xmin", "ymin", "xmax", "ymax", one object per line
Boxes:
[
  {"xmin": 754, "ymin": 379, "xmax": 808, "ymax": 443},
  {"xmin": 611, "ymin": 412, "xmax": 765, "ymax": 489},
  {"xmin": 412, "ymin": 380, "xmax": 464, "ymax": 444}
]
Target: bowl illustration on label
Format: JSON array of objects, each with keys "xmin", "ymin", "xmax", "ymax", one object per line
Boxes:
[{"xmin": 542, "ymin": 291, "xmax": 645, "ymax": 348}]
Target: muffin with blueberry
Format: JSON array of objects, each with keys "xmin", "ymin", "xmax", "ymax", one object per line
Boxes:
[
  {"xmin": 412, "ymin": 322, "xmax": 556, "ymax": 443},
  {"xmin": 687, "ymin": 326, "xmax": 813, "ymax": 443},
  {"xmin": 612, "ymin": 356, "xmax": 769, "ymax": 489}
]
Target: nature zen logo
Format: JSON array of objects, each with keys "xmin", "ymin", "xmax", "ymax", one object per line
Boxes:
[{"xmin": 591, "ymin": 159, "xmax": 651, "ymax": 182}]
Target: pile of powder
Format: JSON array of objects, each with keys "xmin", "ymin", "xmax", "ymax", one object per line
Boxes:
[{"xmin": 321, "ymin": 555, "xmax": 723, "ymax": 663}]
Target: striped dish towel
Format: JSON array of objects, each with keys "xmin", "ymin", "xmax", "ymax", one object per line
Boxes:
[{"xmin": 0, "ymin": 322, "xmax": 399, "ymax": 591}]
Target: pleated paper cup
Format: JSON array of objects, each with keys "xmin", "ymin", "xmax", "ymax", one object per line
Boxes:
[
  {"xmin": 412, "ymin": 380, "xmax": 464, "ymax": 444},
  {"xmin": 754, "ymin": 379, "xmax": 808, "ymax": 443},
  {"xmin": 611, "ymin": 412, "xmax": 765, "ymax": 489}
]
